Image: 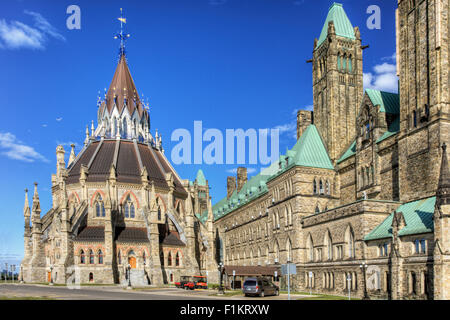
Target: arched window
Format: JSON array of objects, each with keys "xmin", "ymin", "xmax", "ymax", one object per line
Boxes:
[
  {"xmin": 315, "ymin": 205, "xmax": 320, "ymax": 214},
  {"xmin": 337, "ymin": 54, "xmax": 341, "ymax": 70},
  {"xmin": 175, "ymin": 252, "xmax": 180, "ymax": 266},
  {"xmin": 113, "ymin": 117, "xmax": 118, "ymax": 136},
  {"xmin": 313, "ymin": 179, "xmax": 317, "ymax": 194},
  {"xmin": 345, "ymin": 226, "xmax": 355, "ymax": 258},
  {"xmin": 80, "ymin": 250, "xmax": 85, "ymax": 264},
  {"xmin": 98, "ymin": 250, "xmax": 103, "ymax": 264},
  {"xmin": 342, "ymin": 54, "xmax": 347, "ymax": 70},
  {"xmin": 157, "ymin": 198, "xmax": 162, "ymax": 220},
  {"xmin": 168, "ymin": 252, "xmax": 172, "ymax": 266},
  {"xmin": 274, "ymin": 242, "xmax": 280, "ymax": 263},
  {"xmin": 348, "ymin": 55, "xmax": 352, "ymax": 72},
  {"xmin": 118, "ymin": 251, "xmax": 122, "ymax": 264},
  {"xmin": 319, "ymin": 180, "xmax": 324, "ymax": 194},
  {"xmin": 95, "ymin": 194, "xmax": 105, "ymax": 217},
  {"xmin": 124, "ymin": 195, "xmax": 135, "ymax": 218},
  {"xmin": 89, "ymin": 250, "xmax": 94, "ymax": 264},
  {"xmin": 122, "ymin": 117, "xmax": 128, "ymax": 138}
]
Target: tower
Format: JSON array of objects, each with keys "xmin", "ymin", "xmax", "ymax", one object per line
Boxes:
[
  {"xmin": 312, "ymin": 3, "xmax": 364, "ymax": 163},
  {"xmin": 397, "ymin": 0, "xmax": 450, "ymax": 202}
]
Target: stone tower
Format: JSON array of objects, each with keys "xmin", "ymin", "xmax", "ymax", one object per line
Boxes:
[
  {"xmin": 397, "ymin": 0, "xmax": 450, "ymax": 202},
  {"xmin": 312, "ymin": 2, "xmax": 364, "ymax": 163}
]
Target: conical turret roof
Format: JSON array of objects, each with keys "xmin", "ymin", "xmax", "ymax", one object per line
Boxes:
[{"xmin": 103, "ymin": 55, "xmax": 146, "ymax": 118}]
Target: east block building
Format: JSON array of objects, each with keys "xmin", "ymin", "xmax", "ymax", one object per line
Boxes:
[
  {"xmin": 20, "ymin": 53, "xmax": 219, "ymax": 286},
  {"xmin": 211, "ymin": 2, "xmax": 450, "ymax": 299}
]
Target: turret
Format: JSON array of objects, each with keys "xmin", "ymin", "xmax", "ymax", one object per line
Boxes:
[
  {"xmin": 31, "ymin": 182, "xmax": 41, "ymax": 232},
  {"xmin": 56, "ymin": 145, "xmax": 65, "ymax": 178},
  {"xmin": 68, "ymin": 144, "xmax": 76, "ymax": 167},
  {"xmin": 23, "ymin": 188, "xmax": 31, "ymax": 235}
]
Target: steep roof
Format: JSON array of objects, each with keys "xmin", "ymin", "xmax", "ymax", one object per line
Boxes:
[
  {"xmin": 102, "ymin": 55, "xmax": 146, "ymax": 118},
  {"xmin": 364, "ymin": 197, "xmax": 436, "ymax": 241},
  {"xmin": 366, "ymin": 89, "xmax": 400, "ymax": 114},
  {"xmin": 317, "ymin": 3, "xmax": 356, "ymax": 47},
  {"xmin": 290, "ymin": 124, "xmax": 334, "ymax": 169},
  {"xmin": 196, "ymin": 169, "xmax": 207, "ymax": 186},
  {"xmin": 337, "ymin": 140, "xmax": 356, "ymax": 164},
  {"xmin": 212, "ymin": 124, "xmax": 333, "ymax": 221}
]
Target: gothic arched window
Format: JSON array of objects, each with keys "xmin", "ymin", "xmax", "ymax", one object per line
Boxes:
[
  {"xmin": 80, "ymin": 250, "xmax": 85, "ymax": 264},
  {"xmin": 313, "ymin": 179, "xmax": 317, "ymax": 194},
  {"xmin": 348, "ymin": 55, "xmax": 352, "ymax": 72},
  {"xmin": 98, "ymin": 250, "xmax": 103, "ymax": 264},
  {"xmin": 167, "ymin": 252, "xmax": 172, "ymax": 266},
  {"xmin": 319, "ymin": 180, "xmax": 324, "ymax": 194},
  {"xmin": 122, "ymin": 118, "xmax": 128, "ymax": 138},
  {"xmin": 89, "ymin": 250, "xmax": 94, "ymax": 264},
  {"xmin": 95, "ymin": 194, "xmax": 105, "ymax": 217},
  {"xmin": 176, "ymin": 252, "xmax": 180, "ymax": 266},
  {"xmin": 124, "ymin": 195, "xmax": 135, "ymax": 218}
]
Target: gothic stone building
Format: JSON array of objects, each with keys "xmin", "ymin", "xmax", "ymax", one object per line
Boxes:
[
  {"xmin": 20, "ymin": 52, "xmax": 219, "ymax": 286},
  {"xmin": 211, "ymin": 2, "xmax": 450, "ymax": 299}
]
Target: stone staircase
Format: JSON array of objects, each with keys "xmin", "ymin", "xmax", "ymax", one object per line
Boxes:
[{"xmin": 121, "ymin": 269, "xmax": 150, "ymax": 287}]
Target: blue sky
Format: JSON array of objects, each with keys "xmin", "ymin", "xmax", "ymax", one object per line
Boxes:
[{"xmin": 0, "ymin": 0, "xmax": 398, "ymax": 266}]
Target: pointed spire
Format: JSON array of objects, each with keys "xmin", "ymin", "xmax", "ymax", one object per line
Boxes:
[
  {"xmin": 31, "ymin": 182, "xmax": 41, "ymax": 215},
  {"xmin": 68, "ymin": 144, "xmax": 76, "ymax": 166},
  {"xmin": 437, "ymin": 143, "xmax": 450, "ymax": 206},
  {"xmin": 23, "ymin": 188, "xmax": 30, "ymax": 217},
  {"xmin": 91, "ymin": 120, "xmax": 95, "ymax": 137},
  {"xmin": 84, "ymin": 125, "xmax": 90, "ymax": 145}
]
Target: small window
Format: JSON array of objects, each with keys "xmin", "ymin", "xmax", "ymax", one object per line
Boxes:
[
  {"xmin": 80, "ymin": 250, "xmax": 85, "ymax": 264},
  {"xmin": 168, "ymin": 252, "xmax": 172, "ymax": 266},
  {"xmin": 313, "ymin": 180, "xmax": 317, "ymax": 194},
  {"xmin": 176, "ymin": 252, "xmax": 180, "ymax": 266},
  {"xmin": 413, "ymin": 110, "xmax": 417, "ymax": 128},
  {"xmin": 414, "ymin": 239, "xmax": 420, "ymax": 254},
  {"xmin": 98, "ymin": 250, "xmax": 103, "ymax": 264},
  {"xmin": 420, "ymin": 239, "xmax": 426, "ymax": 254},
  {"xmin": 89, "ymin": 250, "xmax": 94, "ymax": 264}
]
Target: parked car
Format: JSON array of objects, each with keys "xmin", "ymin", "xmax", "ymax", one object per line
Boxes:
[{"xmin": 242, "ymin": 277, "xmax": 279, "ymax": 297}]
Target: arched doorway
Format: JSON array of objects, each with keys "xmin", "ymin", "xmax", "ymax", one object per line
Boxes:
[{"xmin": 128, "ymin": 250, "xmax": 136, "ymax": 269}]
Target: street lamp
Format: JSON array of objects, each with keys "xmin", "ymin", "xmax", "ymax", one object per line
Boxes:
[
  {"xmin": 359, "ymin": 262, "xmax": 370, "ymax": 300},
  {"xmin": 218, "ymin": 262, "xmax": 224, "ymax": 295},
  {"xmin": 20, "ymin": 265, "xmax": 24, "ymax": 283},
  {"xmin": 127, "ymin": 264, "xmax": 132, "ymax": 289},
  {"xmin": 49, "ymin": 265, "xmax": 54, "ymax": 285}
]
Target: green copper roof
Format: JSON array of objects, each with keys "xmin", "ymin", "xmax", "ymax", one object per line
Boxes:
[
  {"xmin": 196, "ymin": 169, "xmax": 207, "ymax": 186},
  {"xmin": 317, "ymin": 3, "xmax": 356, "ymax": 47},
  {"xmin": 364, "ymin": 197, "xmax": 436, "ymax": 241},
  {"xmin": 291, "ymin": 124, "xmax": 334, "ymax": 169},
  {"xmin": 366, "ymin": 89, "xmax": 400, "ymax": 114},
  {"xmin": 195, "ymin": 210, "xmax": 208, "ymax": 224},
  {"xmin": 337, "ymin": 140, "xmax": 356, "ymax": 164},
  {"xmin": 376, "ymin": 115, "xmax": 400, "ymax": 143},
  {"xmin": 212, "ymin": 125, "xmax": 333, "ymax": 221}
]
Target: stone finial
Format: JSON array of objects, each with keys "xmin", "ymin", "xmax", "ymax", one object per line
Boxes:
[
  {"xmin": 68, "ymin": 144, "xmax": 76, "ymax": 166},
  {"xmin": 91, "ymin": 120, "xmax": 95, "ymax": 137},
  {"xmin": 84, "ymin": 125, "xmax": 90, "ymax": 145},
  {"xmin": 23, "ymin": 188, "xmax": 30, "ymax": 217},
  {"xmin": 31, "ymin": 182, "xmax": 41, "ymax": 215}
]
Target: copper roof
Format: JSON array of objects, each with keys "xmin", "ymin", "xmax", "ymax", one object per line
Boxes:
[
  {"xmin": 67, "ymin": 140, "xmax": 187, "ymax": 196},
  {"xmin": 102, "ymin": 55, "xmax": 146, "ymax": 118}
]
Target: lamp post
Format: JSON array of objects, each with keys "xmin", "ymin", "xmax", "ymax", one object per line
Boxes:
[
  {"xmin": 49, "ymin": 265, "xmax": 54, "ymax": 285},
  {"xmin": 218, "ymin": 262, "xmax": 224, "ymax": 295},
  {"xmin": 127, "ymin": 264, "xmax": 132, "ymax": 289},
  {"xmin": 359, "ymin": 262, "xmax": 370, "ymax": 300},
  {"xmin": 20, "ymin": 265, "xmax": 24, "ymax": 283}
]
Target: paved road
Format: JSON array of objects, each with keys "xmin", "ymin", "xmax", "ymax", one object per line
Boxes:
[{"xmin": 0, "ymin": 284, "xmax": 310, "ymax": 300}]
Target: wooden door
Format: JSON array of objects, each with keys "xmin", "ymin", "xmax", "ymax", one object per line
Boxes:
[
  {"xmin": 128, "ymin": 256, "xmax": 136, "ymax": 269},
  {"xmin": 47, "ymin": 272, "xmax": 51, "ymax": 282}
]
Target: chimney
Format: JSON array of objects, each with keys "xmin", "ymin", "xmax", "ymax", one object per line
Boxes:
[
  {"xmin": 227, "ymin": 176, "xmax": 236, "ymax": 199},
  {"xmin": 237, "ymin": 167, "xmax": 248, "ymax": 192},
  {"xmin": 297, "ymin": 110, "xmax": 314, "ymax": 140}
]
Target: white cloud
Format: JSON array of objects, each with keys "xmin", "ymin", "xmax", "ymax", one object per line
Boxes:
[
  {"xmin": 364, "ymin": 54, "xmax": 398, "ymax": 93},
  {"xmin": 227, "ymin": 167, "xmax": 257, "ymax": 175},
  {"xmin": 56, "ymin": 117, "xmax": 63, "ymax": 122},
  {"xmin": 0, "ymin": 132, "xmax": 48, "ymax": 162},
  {"xmin": 42, "ymin": 124, "xmax": 48, "ymax": 127},
  {"xmin": 0, "ymin": 10, "xmax": 65, "ymax": 50}
]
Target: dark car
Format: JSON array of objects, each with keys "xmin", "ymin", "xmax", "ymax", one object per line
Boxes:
[{"xmin": 242, "ymin": 277, "xmax": 279, "ymax": 297}]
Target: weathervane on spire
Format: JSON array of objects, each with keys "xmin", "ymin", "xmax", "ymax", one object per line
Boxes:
[{"xmin": 114, "ymin": 8, "xmax": 130, "ymax": 57}]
